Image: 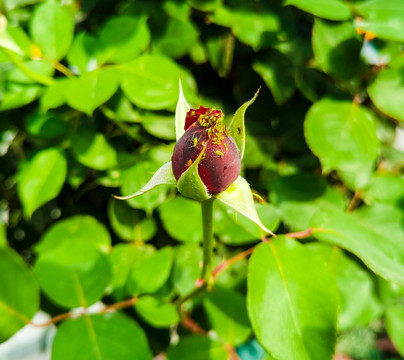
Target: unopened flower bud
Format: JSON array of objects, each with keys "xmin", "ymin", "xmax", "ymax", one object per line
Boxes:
[{"xmin": 172, "ymin": 106, "xmax": 241, "ymax": 195}]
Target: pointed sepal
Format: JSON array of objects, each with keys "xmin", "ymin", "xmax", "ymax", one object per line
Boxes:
[
  {"xmin": 175, "ymin": 79, "xmax": 190, "ymax": 141},
  {"xmin": 177, "ymin": 148, "xmax": 211, "ymax": 201},
  {"xmin": 226, "ymin": 88, "xmax": 260, "ymax": 159},
  {"xmin": 114, "ymin": 161, "xmax": 176, "ymax": 200},
  {"xmin": 216, "ymin": 176, "xmax": 276, "ymax": 236}
]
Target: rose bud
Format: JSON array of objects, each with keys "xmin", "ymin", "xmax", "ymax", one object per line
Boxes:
[{"xmin": 172, "ymin": 106, "xmax": 241, "ymax": 195}]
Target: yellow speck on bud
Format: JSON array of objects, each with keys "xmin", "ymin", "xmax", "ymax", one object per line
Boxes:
[
  {"xmin": 193, "ymin": 137, "xmax": 198, "ymax": 147},
  {"xmin": 215, "ymin": 150, "xmax": 224, "ymax": 157},
  {"xmin": 186, "ymin": 159, "xmax": 193, "ymax": 167}
]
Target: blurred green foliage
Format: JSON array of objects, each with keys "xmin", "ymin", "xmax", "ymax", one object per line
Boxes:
[{"xmin": 1, "ymin": 0, "xmax": 404, "ymax": 359}]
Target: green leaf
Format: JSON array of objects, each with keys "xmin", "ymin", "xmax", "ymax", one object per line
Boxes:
[
  {"xmin": 312, "ymin": 19, "xmax": 363, "ymax": 80},
  {"xmin": 175, "ymin": 79, "xmax": 190, "ymax": 141},
  {"xmin": 66, "ymin": 69, "xmax": 121, "ymax": 115},
  {"xmin": 203, "ymin": 287, "xmax": 251, "ymax": 346},
  {"xmin": 0, "ymin": 25, "xmax": 32, "ymax": 56},
  {"xmin": 1, "ymin": 83, "xmax": 42, "ymax": 111},
  {"xmin": 120, "ymin": 54, "xmax": 196, "ymax": 110},
  {"xmin": 7, "ymin": 60, "xmax": 54, "ymax": 83},
  {"xmin": 166, "ymin": 336, "xmax": 228, "ymax": 360},
  {"xmin": 304, "ymin": 98, "xmax": 380, "ymax": 189},
  {"xmin": 109, "ymin": 244, "xmax": 154, "ymax": 300},
  {"xmin": 368, "ymin": 68, "xmax": 404, "ymax": 123},
  {"xmin": 177, "ymin": 148, "xmax": 210, "ymax": 201},
  {"xmin": 154, "ymin": 17, "xmax": 198, "ymax": 58},
  {"xmin": 226, "ymin": 90, "xmax": 259, "ymax": 159},
  {"xmin": 127, "ymin": 246, "xmax": 173, "ymax": 296},
  {"xmin": 118, "ymin": 161, "xmax": 174, "ymax": 214},
  {"xmin": 40, "ymin": 78, "xmax": 69, "ymax": 112},
  {"xmin": 362, "ymin": 174, "xmax": 404, "ymax": 204},
  {"xmin": 135, "ymin": 296, "xmax": 179, "ymax": 328},
  {"xmin": 285, "ymin": 0, "xmax": 351, "ymax": 21},
  {"xmin": 311, "ymin": 207, "xmax": 404, "ymax": 284},
  {"xmin": 51, "ymin": 313, "xmax": 152, "ymax": 360},
  {"xmin": 386, "ymin": 306, "xmax": 404, "ymax": 356},
  {"xmin": 172, "ymin": 243, "xmax": 203, "ymax": 296},
  {"xmin": 269, "ymin": 173, "xmax": 346, "ymax": 231},
  {"xmin": 29, "ymin": 0, "xmax": 74, "ymax": 60},
  {"xmin": 216, "ymin": 176, "xmax": 275, "ymax": 236},
  {"xmin": 26, "ymin": 112, "xmax": 69, "ymax": 140},
  {"xmin": 17, "ymin": 147, "xmax": 67, "ymax": 217},
  {"xmin": 71, "ymin": 127, "xmax": 118, "ymax": 170},
  {"xmin": 0, "ymin": 247, "xmax": 39, "ymax": 342},
  {"xmin": 34, "ymin": 241, "xmax": 111, "ymax": 308},
  {"xmin": 36, "ymin": 215, "xmax": 111, "ymax": 254},
  {"xmin": 247, "ymin": 237, "xmax": 338, "ymax": 360},
  {"xmin": 355, "ymin": 0, "xmax": 404, "ymax": 42},
  {"xmin": 108, "ymin": 198, "xmax": 156, "ymax": 242},
  {"xmin": 66, "ymin": 32, "xmax": 98, "ymax": 74},
  {"xmin": 214, "ymin": 202, "xmax": 280, "ymax": 245},
  {"xmin": 142, "ymin": 113, "xmax": 176, "ymax": 140},
  {"xmin": 97, "ymin": 15, "xmax": 150, "ymax": 65},
  {"xmin": 159, "ymin": 196, "xmax": 202, "ymax": 243},
  {"xmin": 209, "ymin": 3, "xmax": 280, "ymax": 49},
  {"xmin": 308, "ymin": 243, "xmax": 382, "ymax": 330},
  {"xmin": 0, "ymin": 225, "xmax": 6, "ymax": 247}
]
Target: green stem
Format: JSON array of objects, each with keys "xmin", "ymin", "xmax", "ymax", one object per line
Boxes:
[
  {"xmin": 2, "ymin": 48, "xmax": 54, "ymax": 86},
  {"xmin": 201, "ymin": 198, "xmax": 214, "ymax": 284}
]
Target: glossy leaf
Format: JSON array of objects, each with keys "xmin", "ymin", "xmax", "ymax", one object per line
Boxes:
[
  {"xmin": 1, "ymin": 83, "xmax": 42, "ymax": 111},
  {"xmin": 17, "ymin": 147, "xmax": 67, "ymax": 217},
  {"xmin": 159, "ymin": 196, "xmax": 202, "ymax": 243},
  {"xmin": 166, "ymin": 336, "xmax": 228, "ymax": 360},
  {"xmin": 285, "ymin": 0, "xmax": 351, "ymax": 21},
  {"xmin": 355, "ymin": 0, "xmax": 404, "ymax": 42},
  {"xmin": 311, "ymin": 207, "xmax": 404, "ymax": 284},
  {"xmin": 214, "ymin": 202, "xmax": 280, "ymax": 245},
  {"xmin": 121, "ymin": 54, "xmax": 196, "ymax": 110},
  {"xmin": 0, "ymin": 247, "xmax": 39, "ymax": 342},
  {"xmin": 127, "ymin": 246, "xmax": 173, "ymax": 296},
  {"xmin": 386, "ymin": 306, "xmax": 404, "ymax": 356},
  {"xmin": 304, "ymin": 98, "xmax": 380, "ymax": 189},
  {"xmin": 66, "ymin": 32, "xmax": 98, "ymax": 73},
  {"xmin": 172, "ymin": 243, "xmax": 203, "ymax": 295},
  {"xmin": 118, "ymin": 161, "xmax": 175, "ymax": 214},
  {"xmin": 217, "ymin": 176, "xmax": 275, "ymax": 236},
  {"xmin": 108, "ymin": 198, "xmax": 156, "ymax": 242},
  {"xmin": 51, "ymin": 313, "xmax": 152, "ymax": 360},
  {"xmin": 253, "ymin": 53, "xmax": 294, "ymax": 105},
  {"xmin": 270, "ymin": 173, "xmax": 346, "ymax": 231},
  {"xmin": 312, "ymin": 19, "xmax": 363, "ymax": 80},
  {"xmin": 109, "ymin": 244, "xmax": 154, "ymax": 299},
  {"xmin": 29, "ymin": 1, "xmax": 74, "ymax": 60},
  {"xmin": 34, "ymin": 241, "xmax": 111, "ymax": 308},
  {"xmin": 247, "ymin": 237, "xmax": 338, "ymax": 360},
  {"xmin": 97, "ymin": 15, "xmax": 150, "ymax": 65},
  {"xmin": 308, "ymin": 243, "xmax": 382, "ymax": 330},
  {"xmin": 71, "ymin": 127, "xmax": 118, "ymax": 170},
  {"xmin": 203, "ymin": 287, "xmax": 251, "ymax": 346},
  {"xmin": 368, "ymin": 68, "xmax": 404, "ymax": 123},
  {"xmin": 135, "ymin": 296, "xmax": 179, "ymax": 328},
  {"xmin": 66, "ymin": 69, "xmax": 121, "ymax": 115},
  {"xmin": 36, "ymin": 215, "xmax": 111, "ymax": 254}
]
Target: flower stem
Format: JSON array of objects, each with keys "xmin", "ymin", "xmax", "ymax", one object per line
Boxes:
[{"xmin": 201, "ymin": 198, "xmax": 214, "ymax": 284}]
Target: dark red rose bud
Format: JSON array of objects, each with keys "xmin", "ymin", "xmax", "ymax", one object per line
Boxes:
[{"xmin": 172, "ymin": 107, "xmax": 241, "ymax": 195}]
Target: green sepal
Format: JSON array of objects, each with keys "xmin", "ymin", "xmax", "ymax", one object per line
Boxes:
[
  {"xmin": 175, "ymin": 78, "xmax": 190, "ymax": 141},
  {"xmin": 177, "ymin": 148, "xmax": 211, "ymax": 202},
  {"xmin": 216, "ymin": 176, "xmax": 275, "ymax": 236},
  {"xmin": 226, "ymin": 89, "xmax": 260, "ymax": 159},
  {"xmin": 114, "ymin": 161, "xmax": 176, "ymax": 200}
]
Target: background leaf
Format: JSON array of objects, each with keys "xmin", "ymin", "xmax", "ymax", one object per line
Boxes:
[
  {"xmin": 247, "ymin": 236, "xmax": 338, "ymax": 360},
  {"xmin": 17, "ymin": 147, "xmax": 67, "ymax": 217}
]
